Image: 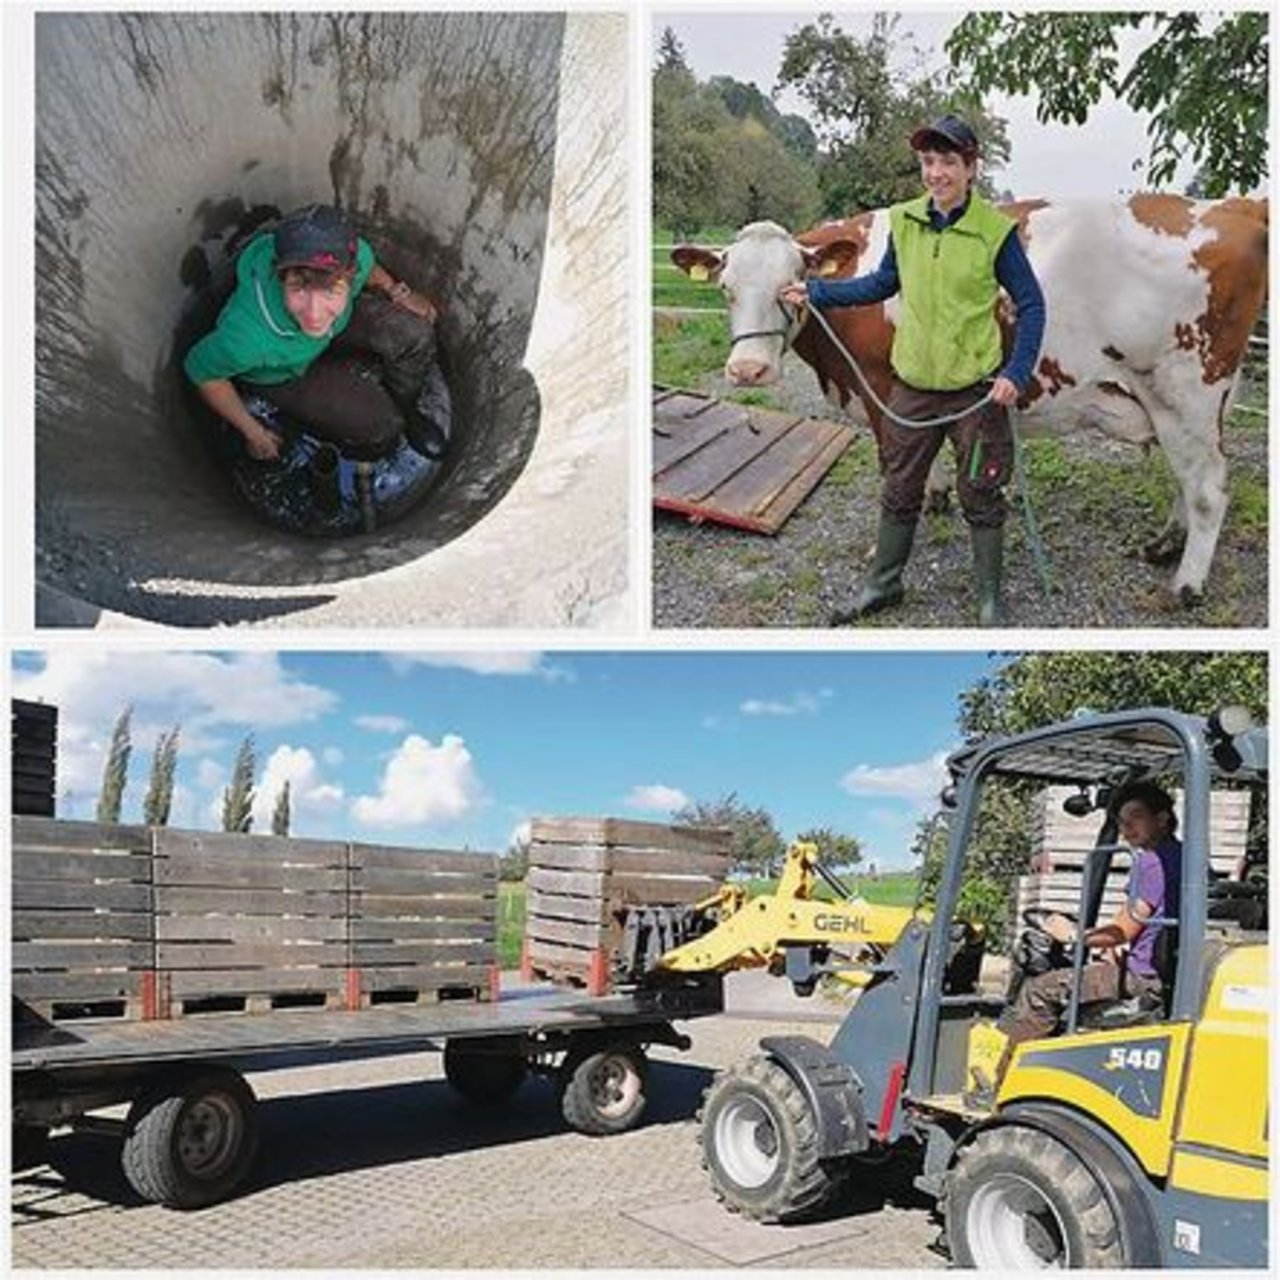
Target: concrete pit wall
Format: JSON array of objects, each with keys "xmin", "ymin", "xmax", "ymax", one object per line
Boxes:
[{"xmin": 35, "ymin": 11, "xmax": 629, "ymax": 629}]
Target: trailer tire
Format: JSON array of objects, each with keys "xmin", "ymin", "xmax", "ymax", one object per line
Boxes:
[
  {"xmin": 946, "ymin": 1124, "xmax": 1125, "ymax": 1268},
  {"xmin": 12, "ymin": 1123, "xmax": 50, "ymax": 1172},
  {"xmin": 122, "ymin": 1068, "xmax": 259, "ymax": 1209},
  {"xmin": 443, "ymin": 1039, "xmax": 527, "ymax": 1103},
  {"xmin": 699, "ymin": 1055, "xmax": 844, "ymax": 1223},
  {"xmin": 559, "ymin": 1043, "xmax": 648, "ymax": 1135}
]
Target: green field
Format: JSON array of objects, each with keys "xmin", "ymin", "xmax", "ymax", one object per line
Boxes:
[{"xmin": 497, "ymin": 881, "xmax": 526, "ymax": 969}]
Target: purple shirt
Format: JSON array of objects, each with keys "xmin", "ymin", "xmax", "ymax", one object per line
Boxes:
[{"xmin": 1126, "ymin": 836, "xmax": 1182, "ymax": 978}]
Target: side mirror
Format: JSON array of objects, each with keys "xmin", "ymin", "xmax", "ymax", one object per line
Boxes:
[
  {"xmin": 940, "ymin": 784, "xmax": 958, "ymax": 810},
  {"xmin": 1063, "ymin": 790, "xmax": 1094, "ymax": 818}
]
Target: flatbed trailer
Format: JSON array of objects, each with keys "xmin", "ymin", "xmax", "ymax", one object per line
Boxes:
[{"xmin": 13, "ymin": 974, "xmax": 723, "ymax": 1209}]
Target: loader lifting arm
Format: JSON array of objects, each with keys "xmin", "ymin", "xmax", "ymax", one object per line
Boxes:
[{"xmin": 643, "ymin": 842, "xmax": 918, "ymax": 981}]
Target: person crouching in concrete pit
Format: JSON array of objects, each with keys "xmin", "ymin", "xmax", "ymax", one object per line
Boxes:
[
  {"xmin": 780, "ymin": 115, "xmax": 1046, "ymax": 627},
  {"xmin": 183, "ymin": 203, "xmax": 449, "ymax": 464}
]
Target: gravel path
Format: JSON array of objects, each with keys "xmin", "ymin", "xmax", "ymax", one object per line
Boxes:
[{"xmin": 653, "ymin": 362, "xmax": 1268, "ymax": 630}]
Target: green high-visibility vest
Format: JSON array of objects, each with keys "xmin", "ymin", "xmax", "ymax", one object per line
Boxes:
[{"xmin": 888, "ymin": 194, "xmax": 1015, "ymax": 391}]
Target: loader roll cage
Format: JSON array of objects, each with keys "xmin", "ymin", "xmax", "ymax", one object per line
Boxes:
[{"xmin": 913, "ymin": 707, "xmax": 1266, "ymax": 1101}]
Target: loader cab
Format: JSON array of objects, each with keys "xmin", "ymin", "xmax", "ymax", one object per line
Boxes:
[{"xmin": 910, "ymin": 707, "xmax": 1268, "ymax": 1106}]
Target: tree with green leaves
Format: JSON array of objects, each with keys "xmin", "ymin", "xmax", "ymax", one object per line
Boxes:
[
  {"xmin": 778, "ymin": 12, "xmax": 1010, "ymax": 215},
  {"xmin": 653, "ymin": 61, "xmax": 822, "ymax": 237},
  {"xmin": 795, "ymin": 826, "xmax": 862, "ymax": 870},
  {"xmin": 675, "ymin": 792, "xmax": 786, "ymax": 878},
  {"xmin": 143, "ymin": 724, "xmax": 181, "ymax": 826},
  {"xmin": 959, "ymin": 652, "xmax": 1267, "ymax": 744},
  {"xmin": 96, "ymin": 706, "xmax": 133, "ymax": 824},
  {"xmin": 945, "ymin": 12, "xmax": 1268, "ymax": 195},
  {"xmin": 221, "ymin": 735, "xmax": 256, "ymax": 834},
  {"xmin": 271, "ymin": 779, "xmax": 291, "ymax": 837},
  {"xmin": 655, "ymin": 25, "xmax": 690, "ymax": 75}
]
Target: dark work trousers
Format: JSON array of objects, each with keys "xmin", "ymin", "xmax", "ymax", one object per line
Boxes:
[
  {"xmin": 241, "ymin": 293, "xmax": 438, "ymax": 457},
  {"xmin": 996, "ymin": 959, "xmax": 1163, "ymax": 1046},
  {"xmin": 878, "ymin": 379, "xmax": 1012, "ymax": 528}
]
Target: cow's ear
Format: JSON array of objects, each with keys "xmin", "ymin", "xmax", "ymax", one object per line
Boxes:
[
  {"xmin": 801, "ymin": 240, "xmax": 860, "ymax": 279},
  {"xmin": 672, "ymin": 245, "xmax": 724, "ymax": 284}
]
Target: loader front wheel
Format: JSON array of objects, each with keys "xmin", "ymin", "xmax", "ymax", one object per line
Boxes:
[
  {"xmin": 946, "ymin": 1124, "xmax": 1125, "ymax": 1268},
  {"xmin": 699, "ymin": 1055, "xmax": 844, "ymax": 1223}
]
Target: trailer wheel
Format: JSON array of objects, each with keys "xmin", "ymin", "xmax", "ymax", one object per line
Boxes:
[
  {"xmin": 122, "ymin": 1068, "xmax": 259, "ymax": 1209},
  {"xmin": 699, "ymin": 1055, "xmax": 843, "ymax": 1223},
  {"xmin": 946, "ymin": 1125, "xmax": 1125, "ymax": 1268},
  {"xmin": 559, "ymin": 1043, "xmax": 648, "ymax": 1135},
  {"xmin": 12, "ymin": 1123, "xmax": 50, "ymax": 1171},
  {"xmin": 443, "ymin": 1039, "xmax": 528, "ymax": 1103}
]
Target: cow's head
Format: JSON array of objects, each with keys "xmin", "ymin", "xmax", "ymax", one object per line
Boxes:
[{"xmin": 672, "ymin": 221, "xmax": 861, "ymax": 386}]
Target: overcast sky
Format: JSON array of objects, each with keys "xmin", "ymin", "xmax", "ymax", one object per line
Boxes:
[{"xmin": 653, "ymin": 10, "xmax": 1202, "ymax": 199}]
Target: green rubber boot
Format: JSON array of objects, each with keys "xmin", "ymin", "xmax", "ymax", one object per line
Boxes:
[
  {"xmin": 972, "ymin": 524, "xmax": 1007, "ymax": 626},
  {"xmin": 830, "ymin": 517, "xmax": 916, "ymax": 625}
]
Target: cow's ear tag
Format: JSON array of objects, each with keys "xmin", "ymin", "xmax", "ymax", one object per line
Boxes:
[
  {"xmin": 689, "ymin": 264, "xmax": 709, "ymax": 282},
  {"xmin": 819, "ymin": 258, "xmax": 839, "ymax": 277}
]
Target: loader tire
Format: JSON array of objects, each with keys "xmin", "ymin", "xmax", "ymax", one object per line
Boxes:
[
  {"xmin": 122, "ymin": 1068, "xmax": 258, "ymax": 1209},
  {"xmin": 559, "ymin": 1043, "xmax": 648, "ymax": 1135},
  {"xmin": 699, "ymin": 1055, "xmax": 845, "ymax": 1223},
  {"xmin": 945, "ymin": 1124, "xmax": 1125, "ymax": 1268}
]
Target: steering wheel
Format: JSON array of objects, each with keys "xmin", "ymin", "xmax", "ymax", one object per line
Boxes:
[
  {"xmin": 1021, "ymin": 907, "xmax": 1076, "ymax": 942},
  {"xmin": 1013, "ymin": 908, "xmax": 1078, "ymax": 979}
]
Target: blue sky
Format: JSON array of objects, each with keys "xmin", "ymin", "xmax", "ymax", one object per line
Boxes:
[{"xmin": 12, "ymin": 649, "xmax": 997, "ymax": 870}]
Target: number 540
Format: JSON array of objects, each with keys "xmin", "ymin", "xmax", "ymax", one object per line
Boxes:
[{"xmin": 1108, "ymin": 1046, "xmax": 1162, "ymax": 1070}]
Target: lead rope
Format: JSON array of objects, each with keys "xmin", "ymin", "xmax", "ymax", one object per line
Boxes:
[{"xmin": 802, "ymin": 302, "xmax": 1056, "ymax": 597}]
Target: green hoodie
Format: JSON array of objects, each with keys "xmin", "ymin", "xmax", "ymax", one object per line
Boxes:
[
  {"xmin": 888, "ymin": 194, "xmax": 1014, "ymax": 391},
  {"xmin": 184, "ymin": 233, "xmax": 375, "ymax": 386}
]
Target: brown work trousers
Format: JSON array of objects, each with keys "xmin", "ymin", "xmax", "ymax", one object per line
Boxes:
[
  {"xmin": 241, "ymin": 293, "xmax": 438, "ymax": 457},
  {"xmin": 878, "ymin": 379, "xmax": 1012, "ymax": 528},
  {"xmin": 997, "ymin": 958, "xmax": 1163, "ymax": 1046}
]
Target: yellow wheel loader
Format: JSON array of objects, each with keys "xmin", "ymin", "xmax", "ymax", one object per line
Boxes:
[{"xmin": 631, "ymin": 709, "xmax": 1269, "ymax": 1269}]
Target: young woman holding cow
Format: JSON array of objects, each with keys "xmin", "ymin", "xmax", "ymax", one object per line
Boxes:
[{"xmin": 780, "ymin": 115, "xmax": 1045, "ymax": 626}]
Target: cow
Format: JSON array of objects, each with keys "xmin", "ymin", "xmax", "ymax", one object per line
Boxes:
[{"xmin": 672, "ymin": 195, "xmax": 1267, "ymax": 605}]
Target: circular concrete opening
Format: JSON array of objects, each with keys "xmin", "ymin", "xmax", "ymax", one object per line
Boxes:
[{"xmin": 36, "ymin": 12, "xmax": 628, "ymax": 628}]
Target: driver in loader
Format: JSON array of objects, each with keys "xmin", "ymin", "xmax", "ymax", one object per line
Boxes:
[{"xmin": 992, "ymin": 781, "xmax": 1183, "ymax": 1082}]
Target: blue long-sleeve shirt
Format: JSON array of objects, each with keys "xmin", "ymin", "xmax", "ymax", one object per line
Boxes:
[{"xmin": 807, "ymin": 202, "xmax": 1046, "ymax": 390}]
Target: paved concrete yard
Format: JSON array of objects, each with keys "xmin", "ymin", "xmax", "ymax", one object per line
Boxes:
[{"xmin": 12, "ymin": 1010, "xmax": 944, "ymax": 1270}]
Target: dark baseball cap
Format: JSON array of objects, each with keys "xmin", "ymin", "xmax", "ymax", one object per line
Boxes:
[
  {"xmin": 273, "ymin": 204, "xmax": 357, "ymax": 273},
  {"xmin": 909, "ymin": 114, "xmax": 980, "ymax": 159}
]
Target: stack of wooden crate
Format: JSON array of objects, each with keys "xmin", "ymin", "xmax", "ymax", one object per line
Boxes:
[
  {"xmin": 11, "ymin": 816, "xmax": 498, "ymax": 1024},
  {"xmin": 1014, "ymin": 785, "xmax": 1251, "ymax": 920},
  {"xmin": 11, "ymin": 699, "xmax": 58, "ymax": 818},
  {"xmin": 522, "ymin": 816, "xmax": 731, "ymax": 994}
]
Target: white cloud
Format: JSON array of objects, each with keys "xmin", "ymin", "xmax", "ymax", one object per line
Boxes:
[
  {"xmin": 386, "ymin": 652, "xmax": 572, "ymax": 681},
  {"xmin": 322, "ymin": 746, "xmax": 345, "ymax": 766},
  {"xmin": 196, "ymin": 758, "xmax": 226, "ymax": 790},
  {"xmin": 625, "ymin": 783, "xmax": 690, "ymax": 813},
  {"xmin": 252, "ymin": 745, "xmax": 345, "ymax": 832},
  {"xmin": 509, "ymin": 819, "xmax": 532, "ymax": 851},
  {"xmin": 840, "ymin": 750, "xmax": 950, "ymax": 807},
  {"xmin": 739, "ymin": 689, "xmax": 830, "ymax": 717},
  {"xmin": 13, "ymin": 652, "xmax": 337, "ymax": 816},
  {"xmin": 355, "ymin": 714, "xmax": 409, "ymax": 734},
  {"xmin": 351, "ymin": 734, "xmax": 480, "ymax": 828}
]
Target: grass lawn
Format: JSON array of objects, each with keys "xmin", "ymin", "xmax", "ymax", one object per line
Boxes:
[
  {"xmin": 497, "ymin": 881, "xmax": 526, "ymax": 969},
  {"xmin": 653, "ymin": 311, "xmax": 729, "ymax": 389}
]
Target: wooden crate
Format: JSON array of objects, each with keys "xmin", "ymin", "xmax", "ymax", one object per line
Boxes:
[
  {"xmin": 523, "ymin": 817, "xmax": 731, "ymax": 993},
  {"xmin": 348, "ymin": 841, "xmax": 498, "ymax": 1006},
  {"xmin": 12, "ymin": 816, "xmax": 156, "ymax": 1020},
  {"xmin": 11, "ymin": 700, "xmax": 58, "ymax": 818},
  {"xmin": 153, "ymin": 829, "xmax": 350, "ymax": 1015}
]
